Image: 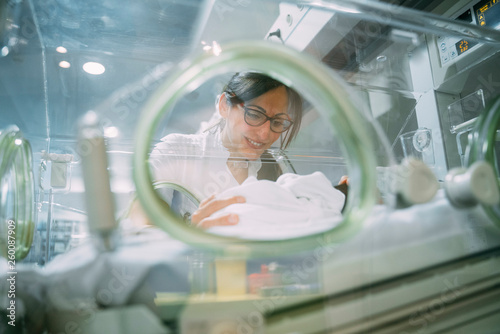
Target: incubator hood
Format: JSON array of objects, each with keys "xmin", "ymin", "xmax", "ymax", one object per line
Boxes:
[{"xmin": 1, "ymin": 0, "xmax": 500, "ymax": 333}]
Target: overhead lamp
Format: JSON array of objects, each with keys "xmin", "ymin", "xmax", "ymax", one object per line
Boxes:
[
  {"xmin": 56, "ymin": 46, "xmax": 67, "ymax": 53},
  {"xmin": 59, "ymin": 61, "xmax": 71, "ymax": 68},
  {"xmin": 83, "ymin": 62, "xmax": 105, "ymax": 75},
  {"xmin": 103, "ymin": 126, "xmax": 119, "ymax": 138}
]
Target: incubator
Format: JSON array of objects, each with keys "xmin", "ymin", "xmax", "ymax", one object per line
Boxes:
[{"xmin": 1, "ymin": 0, "xmax": 500, "ymax": 333}]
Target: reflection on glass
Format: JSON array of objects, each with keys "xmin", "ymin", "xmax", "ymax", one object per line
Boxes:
[{"xmin": 399, "ymin": 128, "xmax": 435, "ymax": 166}]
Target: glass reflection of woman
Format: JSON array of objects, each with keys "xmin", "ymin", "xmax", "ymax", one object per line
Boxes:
[{"xmin": 131, "ymin": 72, "xmax": 304, "ymax": 229}]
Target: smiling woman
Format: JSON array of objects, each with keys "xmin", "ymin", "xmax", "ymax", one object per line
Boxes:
[
  {"xmin": 148, "ymin": 72, "xmax": 305, "ymax": 229},
  {"xmin": 220, "ymin": 72, "xmax": 302, "ymax": 154}
]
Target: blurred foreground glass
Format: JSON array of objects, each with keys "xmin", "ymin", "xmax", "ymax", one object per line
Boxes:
[
  {"xmin": 399, "ymin": 128, "xmax": 435, "ymax": 166},
  {"xmin": 132, "ymin": 40, "xmax": 390, "ymax": 257},
  {"xmin": 0, "ymin": 126, "xmax": 35, "ymax": 260}
]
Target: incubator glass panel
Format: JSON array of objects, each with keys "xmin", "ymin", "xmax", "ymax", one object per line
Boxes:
[
  {"xmin": 120, "ymin": 0, "xmax": 500, "ymax": 244},
  {"xmin": 1, "ymin": 0, "xmax": 500, "ymax": 333},
  {"xmin": 0, "ymin": 0, "xmax": 499, "ymax": 253}
]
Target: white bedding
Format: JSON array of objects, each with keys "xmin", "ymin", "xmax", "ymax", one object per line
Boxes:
[{"xmin": 207, "ymin": 172, "xmax": 345, "ymax": 239}]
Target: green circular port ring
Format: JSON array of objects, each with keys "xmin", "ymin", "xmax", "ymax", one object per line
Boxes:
[
  {"xmin": 467, "ymin": 95, "xmax": 500, "ymax": 226},
  {"xmin": 153, "ymin": 181, "xmax": 200, "ymax": 208},
  {"xmin": 0, "ymin": 125, "xmax": 35, "ymax": 260},
  {"xmin": 133, "ymin": 41, "xmax": 379, "ymax": 258},
  {"xmin": 151, "ymin": 181, "xmax": 200, "ymax": 224}
]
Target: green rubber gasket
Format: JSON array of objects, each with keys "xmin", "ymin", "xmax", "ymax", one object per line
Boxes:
[
  {"xmin": 153, "ymin": 181, "xmax": 200, "ymax": 208},
  {"xmin": 0, "ymin": 125, "xmax": 35, "ymax": 260},
  {"xmin": 133, "ymin": 41, "xmax": 379, "ymax": 258},
  {"xmin": 467, "ymin": 95, "xmax": 500, "ymax": 226}
]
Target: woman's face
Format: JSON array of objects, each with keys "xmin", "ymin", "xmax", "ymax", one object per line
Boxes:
[{"xmin": 220, "ymin": 86, "xmax": 289, "ymax": 161}]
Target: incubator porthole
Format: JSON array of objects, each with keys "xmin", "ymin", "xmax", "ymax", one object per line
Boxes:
[
  {"xmin": 0, "ymin": 126, "xmax": 35, "ymax": 260},
  {"xmin": 413, "ymin": 128, "xmax": 432, "ymax": 152},
  {"xmin": 466, "ymin": 95, "xmax": 500, "ymax": 225},
  {"xmin": 133, "ymin": 41, "xmax": 382, "ymax": 257}
]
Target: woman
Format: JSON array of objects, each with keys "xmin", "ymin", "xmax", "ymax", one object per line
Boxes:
[{"xmin": 146, "ymin": 72, "xmax": 304, "ymax": 229}]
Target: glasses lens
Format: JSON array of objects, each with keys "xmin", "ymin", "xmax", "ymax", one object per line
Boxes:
[
  {"xmin": 244, "ymin": 108, "xmax": 267, "ymax": 126},
  {"xmin": 271, "ymin": 118, "xmax": 292, "ymax": 133},
  {"xmin": 243, "ymin": 106, "xmax": 293, "ymax": 133}
]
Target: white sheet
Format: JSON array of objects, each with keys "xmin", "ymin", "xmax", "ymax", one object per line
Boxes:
[{"xmin": 207, "ymin": 172, "xmax": 345, "ymax": 239}]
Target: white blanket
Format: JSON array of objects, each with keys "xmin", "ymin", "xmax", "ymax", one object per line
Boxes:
[{"xmin": 207, "ymin": 172, "xmax": 345, "ymax": 239}]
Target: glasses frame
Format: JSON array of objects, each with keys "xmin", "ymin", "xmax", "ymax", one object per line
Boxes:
[{"xmin": 238, "ymin": 104, "xmax": 293, "ymax": 133}]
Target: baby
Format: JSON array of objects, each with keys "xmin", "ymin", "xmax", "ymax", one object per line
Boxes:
[{"xmin": 207, "ymin": 172, "xmax": 345, "ymax": 239}]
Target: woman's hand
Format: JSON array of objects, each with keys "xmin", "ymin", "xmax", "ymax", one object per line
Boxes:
[{"xmin": 191, "ymin": 194, "xmax": 246, "ymax": 229}]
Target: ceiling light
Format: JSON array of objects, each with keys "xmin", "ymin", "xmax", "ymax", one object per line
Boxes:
[
  {"xmin": 212, "ymin": 41, "xmax": 221, "ymax": 56},
  {"xmin": 59, "ymin": 61, "xmax": 71, "ymax": 68},
  {"xmin": 83, "ymin": 62, "xmax": 105, "ymax": 75},
  {"xmin": 56, "ymin": 46, "xmax": 67, "ymax": 53},
  {"xmin": 104, "ymin": 126, "xmax": 119, "ymax": 138}
]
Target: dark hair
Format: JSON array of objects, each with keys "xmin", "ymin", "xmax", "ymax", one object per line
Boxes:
[{"xmin": 222, "ymin": 72, "xmax": 303, "ymax": 150}]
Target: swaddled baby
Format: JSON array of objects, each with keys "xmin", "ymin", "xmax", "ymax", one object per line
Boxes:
[{"xmin": 207, "ymin": 171, "xmax": 345, "ymax": 239}]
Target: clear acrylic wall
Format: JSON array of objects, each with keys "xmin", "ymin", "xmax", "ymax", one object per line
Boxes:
[{"xmin": 1, "ymin": 0, "xmax": 500, "ymax": 259}]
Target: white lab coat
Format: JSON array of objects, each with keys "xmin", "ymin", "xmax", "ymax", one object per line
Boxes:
[
  {"xmin": 208, "ymin": 172, "xmax": 345, "ymax": 239},
  {"xmin": 149, "ymin": 129, "xmax": 262, "ymax": 202}
]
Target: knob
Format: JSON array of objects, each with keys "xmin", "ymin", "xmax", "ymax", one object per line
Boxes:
[
  {"xmin": 78, "ymin": 111, "xmax": 118, "ymax": 251},
  {"xmin": 397, "ymin": 158, "xmax": 439, "ymax": 206},
  {"xmin": 444, "ymin": 161, "xmax": 500, "ymax": 208}
]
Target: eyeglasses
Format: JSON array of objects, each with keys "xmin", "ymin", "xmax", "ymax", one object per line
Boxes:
[{"xmin": 239, "ymin": 104, "xmax": 293, "ymax": 133}]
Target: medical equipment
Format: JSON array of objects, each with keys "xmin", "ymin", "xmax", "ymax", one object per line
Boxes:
[
  {"xmin": 77, "ymin": 111, "xmax": 120, "ymax": 251},
  {"xmin": 1, "ymin": 0, "xmax": 500, "ymax": 333},
  {"xmin": 133, "ymin": 40, "xmax": 383, "ymax": 255},
  {"xmin": 0, "ymin": 126, "xmax": 35, "ymax": 260}
]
